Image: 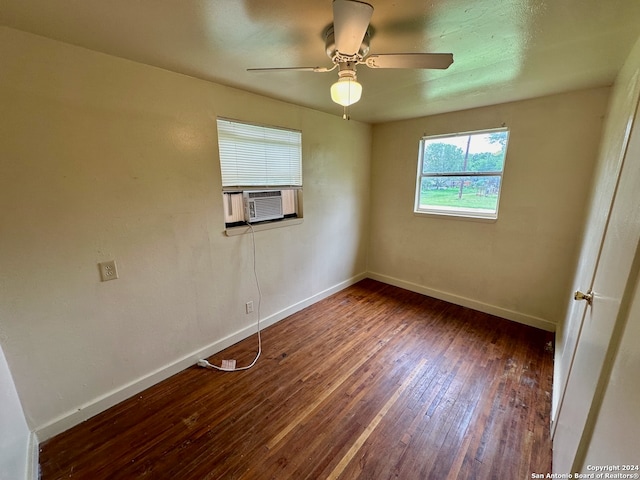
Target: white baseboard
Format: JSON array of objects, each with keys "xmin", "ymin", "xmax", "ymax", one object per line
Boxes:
[
  {"xmin": 35, "ymin": 272, "xmax": 367, "ymax": 442},
  {"xmin": 367, "ymin": 272, "xmax": 556, "ymax": 332}
]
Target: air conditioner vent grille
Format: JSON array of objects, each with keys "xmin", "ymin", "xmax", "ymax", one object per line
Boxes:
[
  {"xmin": 243, "ymin": 190, "xmax": 284, "ymax": 223},
  {"xmin": 247, "ymin": 190, "xmax": 281, "ymax": 199}
]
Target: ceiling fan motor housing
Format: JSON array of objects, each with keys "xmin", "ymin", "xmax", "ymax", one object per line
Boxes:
[{"xmin": 325, "ymin": 25, "xmax": 370, "ymax": 63}]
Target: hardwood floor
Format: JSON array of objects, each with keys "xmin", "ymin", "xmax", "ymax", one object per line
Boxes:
[{"xmin": 39, "ymin": 279, "xmax": 554, "ymax": 479}]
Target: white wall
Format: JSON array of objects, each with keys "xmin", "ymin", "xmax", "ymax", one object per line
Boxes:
[
  {"xmin": 368, "ymin": 89, "xmax": 610, "ymax": 331},
  {"xmin": 0, "ymin": 345, "xmax": 32, "ymax": 480},
  {"xmin": 0, "ymin": 27, "xmax": 371, "ymax": 440}
]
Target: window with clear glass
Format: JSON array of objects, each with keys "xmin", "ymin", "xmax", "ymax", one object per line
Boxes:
[{"xmin": 415, "ymin": 128, "xmax": 509, "ymax": 219}]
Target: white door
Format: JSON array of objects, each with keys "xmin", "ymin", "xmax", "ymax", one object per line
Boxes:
[{"xmin": 552, "ymin": 71, "xmax": 640, "ymax": 472}]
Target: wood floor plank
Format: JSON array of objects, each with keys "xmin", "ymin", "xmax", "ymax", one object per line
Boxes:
[
  {"xmin": 327, "ymin": 358, "xmax": 428, "ymax": 480},
  {"xmin": 39, "ymin": 279, "xmax": 554, "ymax": 479}
]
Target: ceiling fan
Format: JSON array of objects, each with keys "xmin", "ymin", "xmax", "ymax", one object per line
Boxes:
[{"xmin": 248, "ymin": 0, "xmax": 453, "ymax": 117}]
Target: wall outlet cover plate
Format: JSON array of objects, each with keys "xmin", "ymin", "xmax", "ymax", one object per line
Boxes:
[{"xmin": 99, "ymin": 260, "xmax": 118, "ymax": 282}]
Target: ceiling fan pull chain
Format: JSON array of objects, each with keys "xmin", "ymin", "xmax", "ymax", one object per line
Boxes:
[{"xmin": 343, "ymin": 105, "xmax": 351, "ymax": 120}]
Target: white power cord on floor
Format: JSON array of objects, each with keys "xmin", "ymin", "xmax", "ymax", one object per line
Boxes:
[{"xmin": 197, "ymin": 222, "xmax": 262, "ymax": 372}]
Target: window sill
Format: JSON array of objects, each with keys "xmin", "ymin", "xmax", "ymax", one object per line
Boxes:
[
  {"xmin": 413, "ymin": 210, "xmax": 497, "ymax": 223},
  {"xmin": 224, "ymin": 217, "xmax": 304, "ymax": 236}
]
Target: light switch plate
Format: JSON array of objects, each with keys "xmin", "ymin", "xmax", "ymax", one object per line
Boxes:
[{"xmin": 98, "ymin": 260, "xmax": 118, "ymax": 282}]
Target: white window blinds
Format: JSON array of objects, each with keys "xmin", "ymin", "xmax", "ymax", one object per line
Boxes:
[{"xmin": 217, "ymin": 118, "xmax": 302, "ymax": 188}]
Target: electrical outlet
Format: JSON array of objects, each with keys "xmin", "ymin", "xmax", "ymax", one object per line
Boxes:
[
  {"xmin": 246, "ymin": 301, "xmax": 254, "ymax": 314},
  {"xmin": 98, "ymin": 260, "xmax": 118, "ymax": 282}
]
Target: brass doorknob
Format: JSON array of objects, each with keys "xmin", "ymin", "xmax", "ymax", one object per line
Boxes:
[{"xmin": 574, "ymin": 290, "xmax": 593, "ymax": 305}]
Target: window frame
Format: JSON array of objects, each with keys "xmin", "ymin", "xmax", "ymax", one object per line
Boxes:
[
  {"xmin": 217, "ymin": 117, "xmax": 302, "ymax": 189},
  {"xmin": 216, "ymin": 117, "xmax": 304, "ymax": 234},
  {"xmin": 414, "ymin": 127, "xmax": 509, "ymax": 221}
]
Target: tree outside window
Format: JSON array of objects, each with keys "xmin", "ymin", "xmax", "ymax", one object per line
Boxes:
[{"xmin": 415, "ymin": 129, "xmax": 509, "ymax": 219}]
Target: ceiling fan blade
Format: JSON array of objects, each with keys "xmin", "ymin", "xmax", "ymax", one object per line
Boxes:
[
  {"xmin": 332, "ymin": 0, "xmax": 373, "ymax": 56},
  {"xmin": 247, "ymin": 66, "xmax": 335, "ymax": 73},
  {"xmin": 364, "ymin": 53, "xmax": 454, "ymax": 69}
]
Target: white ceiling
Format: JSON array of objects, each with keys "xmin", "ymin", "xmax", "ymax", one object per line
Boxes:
[{"xmin": 2, "ymin": 0, "xmax": 640, "ymax": 123}]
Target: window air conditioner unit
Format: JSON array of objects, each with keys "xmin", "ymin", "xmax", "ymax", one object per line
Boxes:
[{"xmin": 243, "ymin": 190, "xmax": 284, "ymax": 223}]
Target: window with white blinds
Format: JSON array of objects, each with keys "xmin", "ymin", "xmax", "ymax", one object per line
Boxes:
[{"xmin": 217, "ymin": 118, "xmax": 302, "ymax": 189}]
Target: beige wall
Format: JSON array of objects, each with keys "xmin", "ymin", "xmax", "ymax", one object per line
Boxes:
[
  {"xmin": 368, "ymin": 88, "xmax": 610, "ymax": 330},
  {"xmin": 0, "ymin": 27, "xmax": 371, "ymax": 439}
]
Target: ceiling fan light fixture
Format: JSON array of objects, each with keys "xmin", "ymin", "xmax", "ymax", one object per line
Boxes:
[{"xmin": 330, "ymin": 77, "xmax": 362, "ymax": 106}]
